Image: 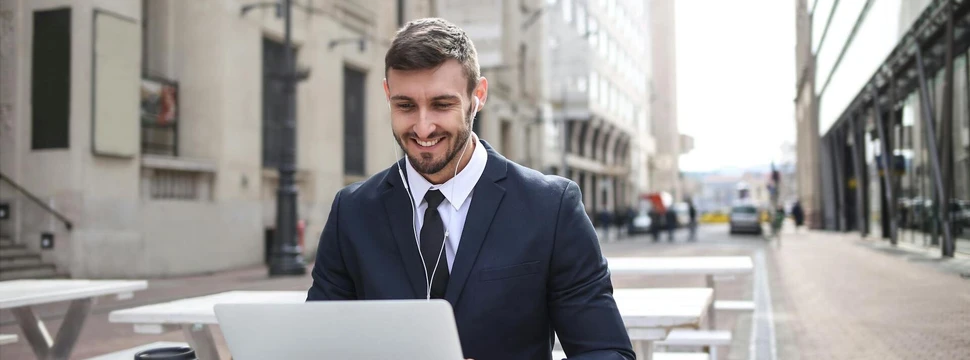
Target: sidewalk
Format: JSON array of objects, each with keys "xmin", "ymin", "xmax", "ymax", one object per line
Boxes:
[{"xmin": 768, "ymin": 230, "xmax": 970, "ymax": 360}]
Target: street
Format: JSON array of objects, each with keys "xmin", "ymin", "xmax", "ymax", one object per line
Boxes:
[{"xmin": 1, "ymin": 224, "xmax": 968, "ymax": 359}]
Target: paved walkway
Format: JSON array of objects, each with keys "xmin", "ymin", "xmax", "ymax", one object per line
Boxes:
[{"xmin": 768, "ymin": 231, "xmax": 970, "ymax": 360}]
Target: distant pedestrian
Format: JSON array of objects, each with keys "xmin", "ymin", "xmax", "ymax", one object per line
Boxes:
[
  {"xmin": 649, "ymin": 209, "xmax": 661, "ymax": 242},
  {"xmin": 792, "ymin": 200, "xmax": 805, "ymax": 233},
  {"xmin": 666, "ymin": 209, "xmax": 678, "ymax": 242},
  {"xmin": 687, "ymin": 200, "xmax": 698, "ymax": 241}
]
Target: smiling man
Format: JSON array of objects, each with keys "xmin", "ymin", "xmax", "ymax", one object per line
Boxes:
[{"xmin": 306, "ymin": 18, "xmax": 634, "ymax": 360}]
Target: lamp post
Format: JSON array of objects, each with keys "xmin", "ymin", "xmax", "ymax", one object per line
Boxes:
[
  {"xmin": 271, "ymin": 0, "xmax": 307, "ymax": 276},
  {"xmin": 242, "ymin": 0, "xmax": 306, "ymax": 276}
]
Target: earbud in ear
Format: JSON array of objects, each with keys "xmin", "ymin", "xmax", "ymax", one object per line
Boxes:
[{"xmin": 474, "ymin": 97, "xmax": 480, "ymax": 111}]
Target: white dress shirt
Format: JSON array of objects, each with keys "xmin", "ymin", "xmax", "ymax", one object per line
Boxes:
[{"xmin": 405, "ymin": 133, "xmax": 488, "ymax": 272}]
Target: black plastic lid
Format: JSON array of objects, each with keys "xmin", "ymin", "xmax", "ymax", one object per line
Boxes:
[{"xmin": 134, "ymin": 346, "xmax": 196, "ymax": 360}]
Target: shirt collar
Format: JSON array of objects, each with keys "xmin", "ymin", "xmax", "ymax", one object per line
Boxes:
[{"xmin": 405, "ymin": 133, "xmax": 488, "ymax": 211}]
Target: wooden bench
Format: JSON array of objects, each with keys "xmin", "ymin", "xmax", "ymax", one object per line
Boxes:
[
  {"xmin": 656, "ymin": 329, "xmax": 731, "ymax": 360},
  {"xmin": 555, "ymin": 350, "xmax": 707, "ymax": 360},
  {"xmin": 0, "ymin": 334, "xmax": 17, "ymax": 345},
  {"xmin": 83, "ymin": 341, "xmax": 189, "ymax": 360}
]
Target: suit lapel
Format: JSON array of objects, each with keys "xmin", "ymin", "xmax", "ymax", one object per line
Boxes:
[
  {"xmin": 381, "ymin": 161, "xmax": 427, "ymax": 299},
  {"xmin": 444, "ymin": 142, "xmax": 508, "ymax": 305}
]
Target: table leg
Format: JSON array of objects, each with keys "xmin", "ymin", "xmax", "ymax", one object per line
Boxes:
[
  {"xmin": 182, "ymin": 324, "xmax": 222, "ymax": 360},
  {"xmin": 633, "ymin": 340, "xmax": 654, "ymax": 360},
  {"xmin": 11, "ymin": 306, "xmax": 53, "ymax": 359},
  {"xmin": 49, "ymin": 298, "xmax": 95, "ymax": 360},
  {"xmin": 12, "ymin": 298, "xmax": 95, "ymax": 360},
  {"xmin": 706, "ymin": 274, "xmax": 716, "ymax": 329}
]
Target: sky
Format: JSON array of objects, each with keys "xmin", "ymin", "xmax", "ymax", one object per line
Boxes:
[{"xmin": 674, "ymin": 0, "xmax": 797, "ymax": 173}]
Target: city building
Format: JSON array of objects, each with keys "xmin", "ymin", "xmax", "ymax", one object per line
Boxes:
[
  {"xmin": 436, "ymin": 0, "xmax": 545, "ymax": 171},
  {"xmin": 649, "ymin": 0, "xmax": 692, "ymax": 202},
  {"xmin": 794, "ymin": 0, "xmax": 970, "ymax": 256},
  {"xmin": 534, "ymin": 0, "xmax": 655, "ymax": 222},
  {"xmin": 0, "ymin": 0, "xmax": 434, "ymax": 278}
]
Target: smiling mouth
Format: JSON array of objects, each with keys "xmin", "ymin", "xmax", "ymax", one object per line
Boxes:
[{"xmin": 414, "ymin": 137, "xmax": 443, "ymax": 148}]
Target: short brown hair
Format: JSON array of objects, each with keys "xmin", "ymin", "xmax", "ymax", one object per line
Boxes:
[{"xmin": 385, "ymin": 18, "xmax": 480, "ymax": 96}]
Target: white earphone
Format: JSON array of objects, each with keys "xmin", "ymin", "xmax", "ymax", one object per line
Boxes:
[{"xmin": 392, "ymin": 96, "xmax": 478, "ymax": 300}]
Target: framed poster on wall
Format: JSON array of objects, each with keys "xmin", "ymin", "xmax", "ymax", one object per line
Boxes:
[{"xmin": 92, "ymin": 10, "xmax": 140, "ymax": 157}]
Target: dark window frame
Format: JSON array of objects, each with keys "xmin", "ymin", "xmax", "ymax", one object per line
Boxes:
[{"xmin": 31, "ymin": 7, "xmax": 72, "ymax": 150}]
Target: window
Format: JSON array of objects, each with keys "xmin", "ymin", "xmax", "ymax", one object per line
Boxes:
[
  {"xmin": 397, "ymin": 0, "xmax": 406, "ymax": 27},
  {"xmin": 343, "ymin": 67, "xmax": 367, "ymax": 176},
  {"xmin": 562, "ymin": 0, "xmax": 572, "ymax": 23},
  {"xmin": 599, "ymin": 76, "xmax": 610, "ymax": 108},
  {"xmin": 599, "ymin": 33, "xmax": 608, "ymax": 57},
  {"xmin": 575, "ymin": 5, "xmax": 586, "ymax": 34},
  {"xmin": 577, "ymin": 76, "xmax": 587, "ymax": 93},
  {"xmin": 590, "ymin": 71, "xmax": 599, "ymax": 102},
  {"xmin": 500, "ymin": 120, "xmax": 512, "ymax": 156},
  {"xmin": 588, "ymin": 19, "xmax": 598, "ymax": 47},
  {"xmin": 518, "ymin": 44, "xmax": 527, "ymax": 96},
  {"xmin": 262, "ymin": 38, "xmax": 297, "ymax": 168},
  {"xmin": 32, "ymin": 8, "xmax": 71, "ymax": 150}
]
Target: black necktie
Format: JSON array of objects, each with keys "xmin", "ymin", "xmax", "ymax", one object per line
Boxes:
[{"xmin": 420, "ymin": 190, "xmax": 449, "ymax": 299}]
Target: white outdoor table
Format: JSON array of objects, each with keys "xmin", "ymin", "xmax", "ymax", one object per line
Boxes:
[
  {"xmin": 608, "ymin": 256, "xmax": 753, "ymax": 327},
  {"xmin": 612, "ymin": 288, "xmax": 713, "ymax": 360},
  {"xmin": 109, "ymin": 290, "xmax": 305, "ymax": 360},
  {"xmin": 0, "ymin": 279, "xmax": 148, "ymax": 359}
]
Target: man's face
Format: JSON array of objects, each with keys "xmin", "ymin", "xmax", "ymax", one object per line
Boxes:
[{"xmin": 384, "ymin": 60, "xmax": 483, "ymax": 176}]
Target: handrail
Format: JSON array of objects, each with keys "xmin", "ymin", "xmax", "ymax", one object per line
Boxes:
[{"xmin": 0, "ymin": 172, "xmax": 73, "ymax": 231}]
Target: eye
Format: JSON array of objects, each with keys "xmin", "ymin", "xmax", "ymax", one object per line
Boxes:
[
  {"xmin": 395, "ymin": 103, "xmax": 415, "ymax": 111},
  {"xmin": 433, "ymin": 102, "xmax": 455, "ymax": 110}
]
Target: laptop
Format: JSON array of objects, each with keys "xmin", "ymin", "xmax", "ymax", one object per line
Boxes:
[{"xmin": 214, "ymin": 299, "xmax": 465, "ymax": 360}]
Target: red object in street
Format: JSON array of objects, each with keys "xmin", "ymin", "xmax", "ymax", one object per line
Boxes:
[
  {"xmin": 640, "ymin": 192, "xmax": 672, "ymax": 213},
  {"xmin": 297, "ymin": 219, "xmax": 306, "ymax": 250}
]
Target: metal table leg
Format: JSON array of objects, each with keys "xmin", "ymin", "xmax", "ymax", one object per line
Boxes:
[
  {"xmin": 633, "ymin": 340, "xmax": 654, "ymax": 360},
  {"xmin": 182, "ymin": 324, "xmax": 222, "ymax": 360},
  {"xmin": 12, "ymin": 298, "xmax": 95, "ymax": 360},
  {"xmin": 706, "ymin": 274, "xmax": 716, "ymax": 329}
]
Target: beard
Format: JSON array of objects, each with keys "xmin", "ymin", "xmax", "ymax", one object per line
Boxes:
[{"xmin": 395, "ymin": 125, "xmax": 472, "ymax": 175}]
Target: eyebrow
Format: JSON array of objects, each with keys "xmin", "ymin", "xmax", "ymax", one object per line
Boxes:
[{"xmin": 389, "ymin": 94, "xmax": 462, "ymax": 102}]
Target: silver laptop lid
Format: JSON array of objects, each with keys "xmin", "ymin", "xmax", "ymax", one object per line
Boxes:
[{"xmin": 214, "ymin": 300, "xmax": 464, "ymax": 360}]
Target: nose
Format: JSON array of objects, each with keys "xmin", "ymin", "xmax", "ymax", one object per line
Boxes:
[{"xmin": 412, "ymin": 110, "xmax": 436, "ymax": 139}]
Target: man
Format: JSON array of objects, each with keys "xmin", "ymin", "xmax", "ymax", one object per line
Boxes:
[
  {"xmin": 687, "ymin": 200, "xmax": 697, "ymax": 241},
  {"xmin": 791, "ymin": 200, "xmax": 805, "ymax": 233},
  {"xmin": 306, "ymin": 18, "xmax": 634, "ymax": 360}
]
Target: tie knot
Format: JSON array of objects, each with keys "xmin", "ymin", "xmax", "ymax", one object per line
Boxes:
[{"xmin": 424, "ymin": 189, "xmax": 445, "ymax": 209}]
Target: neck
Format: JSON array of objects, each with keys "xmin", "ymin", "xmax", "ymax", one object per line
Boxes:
[{"xmin": 423, "ymin": 134, "xmax": 477, "ymax": 185}]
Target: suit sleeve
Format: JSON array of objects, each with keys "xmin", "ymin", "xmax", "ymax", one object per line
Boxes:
[
  {"xmin": 306, "ymin": 189, "xmax": 357, "ymax": 301},
  {"xmin": 548, "ymin": 181, "xmax": 634, "ymax": 360}
]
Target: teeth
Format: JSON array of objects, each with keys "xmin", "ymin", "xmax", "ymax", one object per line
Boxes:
[{"xmin": 417, "ymin": 138, "xmax": 440, "ymax": 147}]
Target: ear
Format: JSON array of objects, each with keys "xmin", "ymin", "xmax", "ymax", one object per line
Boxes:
[
  {"xmin": 473, "ymin": 77, "xmax": 488, "ymax": 111},
  {"xmin": 383, "ymin": 78, "xmax": 391, "ymax": 103}
]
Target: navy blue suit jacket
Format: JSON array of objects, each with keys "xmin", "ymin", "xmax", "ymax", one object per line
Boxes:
[{"xmin": 307, "ymin": 141, "xmax": 634, "ymax": 360}]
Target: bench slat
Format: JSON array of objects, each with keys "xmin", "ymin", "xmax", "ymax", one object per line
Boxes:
[
  {"xmin": 714, "ymin": 300, "xmax": 755, "ymax": 311},
  {"xmin": 657, "ymin": 329, "xmax": 732, "ymax": 347},
  {"xmin": 653, "ymin": 352, "xmax": 711, "ymax": 360},
  {"xmin": 0, "ymin": 334, "xmax": 17, "ymax": 345}
]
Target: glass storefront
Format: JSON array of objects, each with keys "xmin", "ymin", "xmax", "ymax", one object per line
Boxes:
[{"xmin": 891, "ymin": 50, "xmax": 970, "ymax": 254}]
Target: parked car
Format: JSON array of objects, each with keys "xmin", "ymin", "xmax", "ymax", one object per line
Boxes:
[
  {"xmin": 627, "ymin": 212, "xmax": 654, "ymax": 234},
  {"xmin": 729, "ymin": 204, "xmax": 763, "ymax": 235}
]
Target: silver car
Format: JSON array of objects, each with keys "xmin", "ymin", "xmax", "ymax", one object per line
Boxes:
[{"xmin": 729, "ymin": 205, "xmax": 763, "ymax": 235}]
